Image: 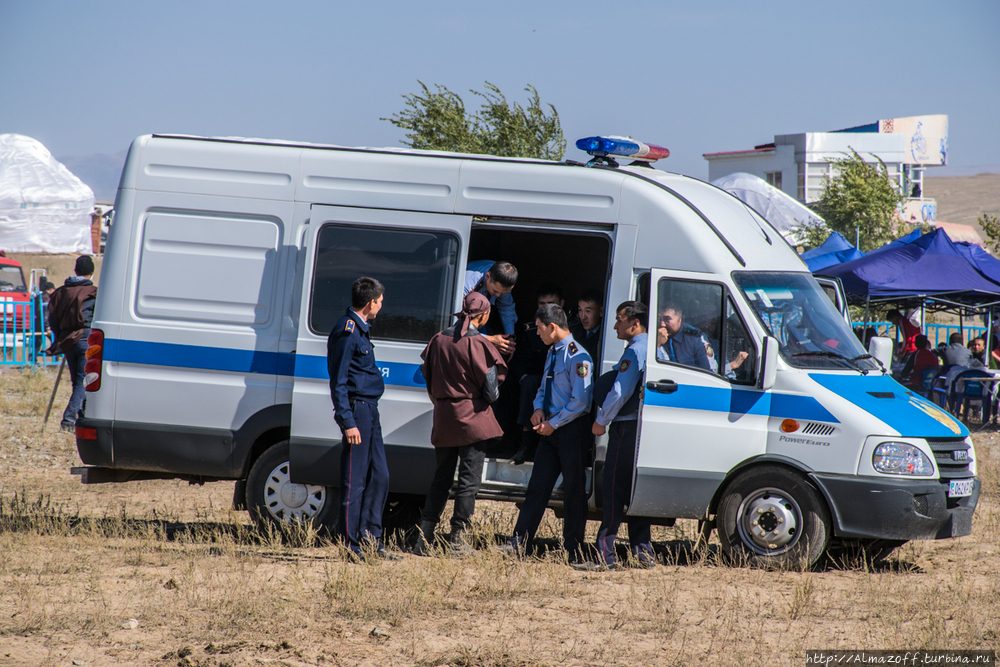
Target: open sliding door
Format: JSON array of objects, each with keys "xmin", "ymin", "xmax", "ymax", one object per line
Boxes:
[{"xmin": 289, "ymin": 205, "xmax": 472, "ymax": 492}]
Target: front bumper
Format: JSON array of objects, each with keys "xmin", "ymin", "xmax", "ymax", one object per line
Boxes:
[{"xmin": 810, "ymin": 473, "xmax": 980, "ymax": 540}]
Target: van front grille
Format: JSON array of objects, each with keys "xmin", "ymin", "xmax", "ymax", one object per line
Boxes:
[{"xmin": 927, "ymin": 439, "xmax": 974, "ymax": 480}]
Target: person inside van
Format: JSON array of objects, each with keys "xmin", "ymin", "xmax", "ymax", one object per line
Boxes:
[
  {"xmin": 570, "ymin": 289, "xmax": 604, "ymax": 361},
  {"xmin": 655, "ymin": 303, "xmax": 712, "ymax": 371},
  {"xmin": 464, "ymin": 260, "xmax": 518, "ymax": 356}
]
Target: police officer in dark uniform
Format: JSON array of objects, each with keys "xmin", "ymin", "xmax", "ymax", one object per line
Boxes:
[
  {"xmin": 575, "ymin": 301, "xmax": 654, "ymax": 571},
  {"xmin": 509, "ymin": 283, "xmax": 564, "ymax": 464},
  {"xmin": 327, "ymin": 277, "xmax": 398, "ymax": 560},
  {"xmin": 497, "ymin": 303, "xmax": 593, "ymax": 563},
  {"xmin": 655, "ymin": 302, "xmax": 712, "ymax": 370}
]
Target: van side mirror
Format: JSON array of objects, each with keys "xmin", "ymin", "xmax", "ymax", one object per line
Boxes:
[
  {"xmin": 758, "ymin": 336, "xmax": 778, "ymax": 391},
  {"xmin": 868, "ymin": 336, "xmax": 893, "ymax": 372}
]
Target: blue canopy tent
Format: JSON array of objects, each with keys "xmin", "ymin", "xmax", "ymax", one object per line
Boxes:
[
  {"xmin": 817, "ymin": 227, "xmax": 1000, "ymax": 368},
  {"xmin": 801, "ymin": 232, "xmax": 865, "ymax": 271},
  {"xmin": 817, "ymin": 227, "xmax": 1000, "ymax": 309},
  {"xmin": 956, "ymin": 242, "xmax": 1000, "ymax": 285},
  {"xmin": 867, "ymin": 228, "xmax": 923, "ymax": 254}
]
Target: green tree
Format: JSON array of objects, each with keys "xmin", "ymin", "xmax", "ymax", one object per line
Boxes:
[
  {"xmin": 977, "ymin": 212, "xmax": 1000, "ymax": 255},
  {"xmin": 809, "ymin": 149, "xmax": 907, "ymax": 252},
  {"xmin": 383, "ymin": 81, "xmax": 565, "ymax": 160}
]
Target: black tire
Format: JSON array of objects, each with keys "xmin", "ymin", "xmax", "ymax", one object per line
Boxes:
[
  {"xmin": 245, "ymin": 440, "xmax": 336, "ymax": 532},
  {"xmin": 381, "ymin": 493, "xmax": 424, "ymax": 546},
  {"xmin": 716, "ymin": 465, "xmax": 831, "ymax": 570}
]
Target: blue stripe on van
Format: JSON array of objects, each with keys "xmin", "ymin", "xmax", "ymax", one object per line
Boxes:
[
  {"xmin": 103, "ymin": 339, "xmax": 426, "ymax": 387},
  {"xmin": 642, "ymin": 384, "xmax": 839, "ymax": 423},
  {"xmin": 102, "ymin": 339, "xmax": 835, "ymax": 420},
  {"xmin": 293, "ymin": 353, "xmax": 426, "ymax": 387},
  {"xmin": 105, "ymin": 338, "xmax": 289, "ymax": 375}
]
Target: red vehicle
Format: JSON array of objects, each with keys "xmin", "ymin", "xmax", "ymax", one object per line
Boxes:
[{"xmin": 0, "ymin": 252, "xmax": 33, "ymax": 334}]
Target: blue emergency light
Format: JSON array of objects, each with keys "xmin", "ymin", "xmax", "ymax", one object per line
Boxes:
[{"xmin": 576, "ymin": 136, "xmax": 670, "ymax": 165}]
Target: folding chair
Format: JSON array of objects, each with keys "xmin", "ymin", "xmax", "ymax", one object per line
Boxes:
[
  {"xmin": 949, "ymin": 369, "xmax": 994, "ymax": 423},
  {"xmin": 914, "ymin": 367, "xmax": 940, "ymax": 398}
]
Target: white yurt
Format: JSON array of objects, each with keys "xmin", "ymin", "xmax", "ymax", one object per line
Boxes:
[{"xmin": 0, "ymin": 133, "xmax": 95, "ymax": 253}]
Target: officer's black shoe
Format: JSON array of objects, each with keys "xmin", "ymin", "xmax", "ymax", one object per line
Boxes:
[
  {"xmin": 571, "ymin": 560, "xmax": 618, "ymax": 572},
  {"xmin": 446, "ymin": 529, "xmax": 475, "ymax": 558},
  {"xmin": 375, "ymin": 546, "xmax": 403, "ymax": 561},
  {"xmin": 491, "ymin": 540, "xmax": 523, "ymax": 558},
  {"xmin": 59, "ymin": 421, "xmax": 75, "ymax": 433},
  {"xmin": 413, "ymin": 520, "xmax": 438, "ymax": 557}
]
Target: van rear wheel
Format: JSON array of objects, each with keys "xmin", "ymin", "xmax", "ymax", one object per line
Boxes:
[
  {"xmin": 246, "ymin": 440, "xmax": 335, "ymax": 531},
  {"xmin": 717, "ymin": 466, "xmax": 831, "ymax": 570}
]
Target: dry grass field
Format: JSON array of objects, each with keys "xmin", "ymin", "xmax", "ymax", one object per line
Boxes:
[{"xmin": 0, "ymin": 366, "xmax": 998, "ymax": 667}]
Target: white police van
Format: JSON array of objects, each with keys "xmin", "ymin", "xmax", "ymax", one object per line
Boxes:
[{"xmin": 73, "ymin": 133, "xmax": 980, "ymax": 567}]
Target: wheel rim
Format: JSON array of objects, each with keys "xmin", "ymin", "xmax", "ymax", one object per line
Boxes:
[
  {"xmin": 262, "ymin": 460, "xmax": 327, "ymax": 523},
  {"xmin": 735, "ymin": 487, "xmax": 802, "ymax": 555}
]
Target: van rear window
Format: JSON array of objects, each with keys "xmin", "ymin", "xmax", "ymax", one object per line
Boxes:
[{"xmin": 309, "ymin": 225, "xmax": 460, "ymax": 342}]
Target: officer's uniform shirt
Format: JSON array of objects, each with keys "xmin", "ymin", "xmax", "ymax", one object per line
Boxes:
[
  {"xmin": 463, "ymin": 260, "xmax": 517, "ymax": 335},
  {"xmin": 595, "ymin": 333, "xmax": 647, "ymax": 426},
  {"xmin": 656, "ymin": 324, "xmax": 712, "ymax": 371},
  {"xmin": 327, "ymin": 308, "xmax": 385, "ymax": 431},
  {"xmin": 532, "ymin": 334, "xmax": 593, "ymax": 429}
]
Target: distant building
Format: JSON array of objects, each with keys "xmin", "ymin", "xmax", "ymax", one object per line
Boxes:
[{"xmin": 703, "ymin": 115, "xmax": 947, "ymax": 225}]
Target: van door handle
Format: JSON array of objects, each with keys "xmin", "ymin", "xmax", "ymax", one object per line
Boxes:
[{"xmin": 646, "ymin": 380, "xmax": 678, "ymax": 394}]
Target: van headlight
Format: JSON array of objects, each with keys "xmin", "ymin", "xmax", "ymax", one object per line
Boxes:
[{"xmin": 872, "ymin": 442, "xmax": 935, "ymax": 476}]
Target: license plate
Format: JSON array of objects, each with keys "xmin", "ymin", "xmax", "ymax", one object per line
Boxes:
[{"xmin": 948, "ymin": 479, "xmax": 974, "ymax": 498}]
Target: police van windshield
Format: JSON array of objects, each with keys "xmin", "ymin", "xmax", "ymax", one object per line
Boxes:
[{"xmin": 733, "ymin": 272, "xmax": 879, "ymax": 372}]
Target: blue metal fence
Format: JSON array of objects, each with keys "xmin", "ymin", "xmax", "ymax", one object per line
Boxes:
[
  {"xmin": 855, "ymin": 321, "xmax": 987, "ymax": 348},
  {"xmin": 0, "ymin": 294, "xmax": 61, "ymax": 366}
]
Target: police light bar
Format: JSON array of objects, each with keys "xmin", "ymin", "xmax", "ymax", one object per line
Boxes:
[{"xmin": 576, "ymin": 136, "xmax": 670, "ymax": 163}]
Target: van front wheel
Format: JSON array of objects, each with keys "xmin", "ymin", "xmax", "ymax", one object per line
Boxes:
[
  {"xmin": 717, "ymin": 466, "xmax": 831, "ymax": 570},
  {"xmin": 246, "ymin": 440, "xmax": 335, "ymax": 531}
]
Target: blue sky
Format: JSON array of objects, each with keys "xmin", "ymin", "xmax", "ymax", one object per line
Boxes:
[{"xmin": 1, "ymin": 0, "xmax": 998, "ymax": 178}]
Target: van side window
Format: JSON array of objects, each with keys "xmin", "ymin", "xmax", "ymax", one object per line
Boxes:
[
  {"xmin": 654, "ymin": 279, "xmax": 755, "ymax": 383},
  {"xmin": 309, "ymin": 225, "xmax": 460, "ymax": 342},
  {"xmin": 654, "ymin": 279, "xmax": 723, "ymax": 374},
  {"xmin": 635, "ymin": 271, "xmax": 650, "ymax": 306},
  {"xmin": 723, "ymin": 297, "xmax": 757, "ymax": 384}
]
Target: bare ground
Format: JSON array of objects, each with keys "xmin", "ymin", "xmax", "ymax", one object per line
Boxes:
[{"xmin": 0, "ymin": 366, "xmax": 998, "ymax": 667}]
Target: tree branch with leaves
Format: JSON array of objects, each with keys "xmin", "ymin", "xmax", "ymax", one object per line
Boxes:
[
  {"xmin": 809, "ymin": 149, "xmax": 908, "ymax": 253},
  {"xmin": 383, "ymin": 81, "xmax": 565, "ymax": 160}
]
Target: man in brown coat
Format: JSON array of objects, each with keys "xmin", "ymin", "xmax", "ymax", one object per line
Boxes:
[
  {"xmin": 415, "ymin": 292, "xmax": 507, "ymax": 555},
  {"xmin": 47, "ymin": 255, "xmax": 98, "ymax": 431}
]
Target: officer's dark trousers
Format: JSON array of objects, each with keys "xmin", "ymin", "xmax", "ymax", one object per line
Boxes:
[
  {"xmin": 338, "ymin": 400, "xmax": 389, "ymax": 552},
  {"xmin": 420, "ymin": 439, "xmax": 492, "ymax": 533},
  {"xmin": 596, "ymin": 420, "xmax": 652, "ymax": 565},
  {"xmin": 511, "ymin": 417, "xmax": 589, "ymax": 559}
]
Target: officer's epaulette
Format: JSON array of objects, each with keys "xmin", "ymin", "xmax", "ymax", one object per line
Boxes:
[
  {"xmin": 345, "ymin": 319, "xmax": 356, "ymax": 333},
  {"xmin": 568, "ymin": 341, "xmax": 579, "ymax": 355},
  {"xmin": 682, "ymin": 327, "xmax": 701, "ymax": 336}
]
